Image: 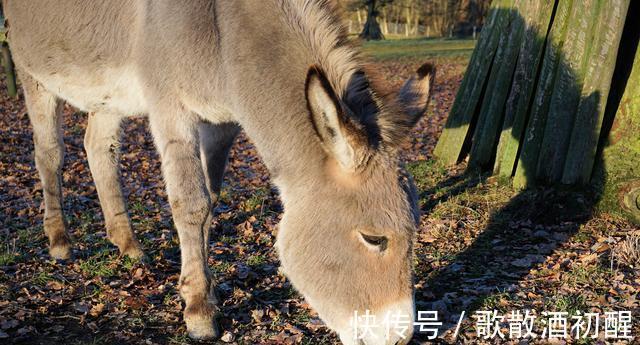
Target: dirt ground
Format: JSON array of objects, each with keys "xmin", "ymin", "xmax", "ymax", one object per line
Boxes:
[{"xmin": 1, "ymin": 49, "xmax": 639, "ymax": 344}]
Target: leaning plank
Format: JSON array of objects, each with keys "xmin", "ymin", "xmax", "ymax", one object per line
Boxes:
[
  {"xmin": 433, "ymin": 0, "xmax": 513, "ymax": 165},
  {"xmin": 513, "ymin": 0, "xmax": 574, "ymax": 189},
  {"xmin": 0, "ymin": 41, "xmax": 16, "ymax": 99},
  {"xmin": 562, "ymin": 0, "xmax": 630, "ymax": 184},
  {"xmin": 597, "ymin": 42, "xmax": 640, "ymax": 225},
  {"xmin": 493, "ymin": 1, "xmax": 555, "ymax": 177},
  {"xmin": 468, "ymin": 0, "xmax": 527, "ymax": 169},
  {"xmin": 536, "ymin": 0, "xmax": 601, "ymax": 183}
]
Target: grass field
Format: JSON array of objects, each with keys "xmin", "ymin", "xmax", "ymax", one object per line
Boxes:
[{"xmin": 362, "ymin": 37, "xmax": 477, "ymax": 61}]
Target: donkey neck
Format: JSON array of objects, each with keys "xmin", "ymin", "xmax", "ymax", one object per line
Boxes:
[{"xmin": 218, "ymin": 0, "xmax": 362, "ymax": 195}]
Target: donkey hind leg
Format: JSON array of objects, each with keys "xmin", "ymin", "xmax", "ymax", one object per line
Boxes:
[
  {"xmin": 199, "ymin": 121, "xmax": 241, "ymax": 203},
  {"xmin": 84, "ymin": 113, "xmax": 144, "ymax": 259},
  {"xmin": 150, "ymin": 107, "xmax": 219, "ymax": 339},
  {"xmin": 22, "ymin": 75, "xmax": 71, "ymax": 259}
]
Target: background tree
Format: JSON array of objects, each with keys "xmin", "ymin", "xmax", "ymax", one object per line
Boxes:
[
  {"xmin": 341, "ymin": 0, "xmax": 491, "ymax": 38},
  {"xmin": 434, "ymin": 0, "xmax": 640, "ymax": 224},
  {"xmin": 425, "ymin": 0, "xmax": 460, "ymax": 37},
  {"xmin": 347, "ymin": 0, "xmax": 394, "ymax": 40}
]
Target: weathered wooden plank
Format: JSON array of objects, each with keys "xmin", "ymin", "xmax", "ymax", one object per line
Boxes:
[
  {"xmin": 597, "ymin": 41, "xmax": 640, "ymax": 225},
  {"xmin": 536, "ymin": 0, "xmax": 601, "ymax": 183},
  {"xmin": 467, "ymin": 0, "xmax": 527, "ymax": 169},
  {"xmin": 513, "ymin": 0, "xmax": 574, "ymax": 189},
  {"xmin": 562, "ymin": 0, "xmax": 630, "ymax": 184},
  {"xmin": 0, "ymin": 41, "xmax": 16, "ymax": 99},
  {"xmin": 433, "ymin": 0, "xmax": 514, "ymax": 165},
  {"xmin": 494, "ymin": 0, "xmax": 556, "ymax": 178}
]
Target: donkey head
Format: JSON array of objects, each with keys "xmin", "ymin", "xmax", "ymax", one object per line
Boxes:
[{"xmin": 276, "ymin": 63, "xmax": 435, "ymax": 345}]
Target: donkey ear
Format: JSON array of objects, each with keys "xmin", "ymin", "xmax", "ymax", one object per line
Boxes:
[
  {"xmin": 377, "ymin": 63, "xmax": 435, "ymax": 148},
  {"xmin": 397, "ymin": 63, "xmax": 435, "ymax": 126},
  {"xmin": 305, "ymin": 65, "xmax": 368, "ymax": 172}
]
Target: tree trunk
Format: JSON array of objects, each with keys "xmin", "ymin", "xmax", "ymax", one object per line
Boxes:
[
  {"xmin": 394, "ymin": 8, "xmax": 400, "ymax": 34},
  {"xmin": 380, "ymin": 7, "xmax": 388, "ymax": 36},
  {"xmin": 434, "ymin": 0, "xmax": 638, "ymax": 224},
  {"xmin": 360, "ymin": 0, "xmax": 385, "ymax": 41},
  {"xmin": 404, "ymin": 6, "xmax": 411, "ymax": 37}
]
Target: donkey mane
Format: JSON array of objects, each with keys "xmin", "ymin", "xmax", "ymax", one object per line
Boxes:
[
  {"xmin": 277, "ymin": 0, "xmax": 359, "ymax": 96},
  {"xmin": 278, "ymin": 0, "xmax": 417, "ymax": 150}
]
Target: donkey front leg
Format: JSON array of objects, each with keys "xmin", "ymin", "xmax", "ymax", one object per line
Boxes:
[
  {"xmin": 199, "ymin": 121, "xmax": 241, "ymax": 202},
  {"xmin": 22, "ymin": 75, "xmax": 71, "ymax": 260},
  {"xmin": 84, "ymin": 113, "xmax": 144, "ymax": 259},
  {"xmin": 150, "ymin": 109, "xmax": 218, "ymax": 339}
]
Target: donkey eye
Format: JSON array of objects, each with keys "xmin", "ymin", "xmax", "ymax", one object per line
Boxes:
[{"xmin": 360, "ymin": 233, "xmax": 388, "ymax": 250}]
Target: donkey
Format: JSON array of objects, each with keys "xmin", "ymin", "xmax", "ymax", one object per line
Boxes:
[{"xmin": 4, "ymin": 1, "xmax": 434, "ymax": 344}]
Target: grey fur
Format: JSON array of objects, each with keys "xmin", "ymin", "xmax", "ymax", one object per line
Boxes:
[{"xmin": 4, "ymin": 1, "xmax": 433, "ymax": 344}]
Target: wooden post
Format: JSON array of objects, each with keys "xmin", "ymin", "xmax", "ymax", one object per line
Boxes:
[
  {"xmin": 597, "ymin": 43, "xmax": 640, "ymax": 225},
  {"xmin": 562, "ymin": 0, "xmax": 630, "ymax": 184},
  {"xmin": 468, "ymin": 0, "xmax": 527, "ymax": 169},
  {"xmin": 432, "ymin": 0, "xmax": 640, "ymax": 224},
  {"xmin": 433, "ymin": 0, "xmax": 514, "ymax": 165},
  {"xmin": 536, "ymin": 0, "xmax": 602, "ymax": 183},
  {"xmin": 494, "ymin": 1, "xmax": 555, "ymax": 178},
  {"xmin": 1, "ymin": 41, "xmax": 17, "ymax": 99},
  {"xmin": 514, "ymin": 0, "xmax": 575, "ymax": 189}
]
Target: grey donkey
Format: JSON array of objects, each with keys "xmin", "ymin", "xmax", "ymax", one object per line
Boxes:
[{"xmin": 4, "ymin": 1, "xmax": 435, "ymax": 344}]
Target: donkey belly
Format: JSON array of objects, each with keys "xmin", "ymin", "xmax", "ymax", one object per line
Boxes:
[{"xmin": 32, "ymin": 66, "xmax": 148, "ymax": 116}]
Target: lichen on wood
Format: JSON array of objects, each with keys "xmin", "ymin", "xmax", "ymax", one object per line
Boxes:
[
  {"xmin": 494, "ymin": 1, "xmax": 555, "ymax": 178},
  {"xmin": 433, "ymin": 0, "xmax": 514, "ymax": 165},
  {"xmin": 597, "ymin": 44, "xmax": 640, "ymax": 224}
]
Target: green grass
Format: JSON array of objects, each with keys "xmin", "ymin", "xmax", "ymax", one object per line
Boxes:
[
  {"xmin": 476, "ymin": 290, "xmax": 511, "ymax": 312},
  {"xmin": 167, "ymin": 334, "xmax": 191, "ymax": 345},
  {"xmin": 0, "ymin": 224, "xmax": 44, "ymax": 265},
  {"xmin": 362, "ymin": 37, "xmax": 476, "ymax": 61},
  {"xmin": 572, "ymin": 230, "xmax": 592, "ymax": 243},
  {"xmin": 565, "ymin": 264, "xmax": 612, "ymax": 291},
  {"xmin": 550, "ymin": 293, "xmax": 588, "ymax": 317},
  {"xmin": 31, "ymin": 271, "xmax": 54, "ymax": 286},
  {"xmin": 130, "ymin": 202, "xmax": 156, "ymax": 230},
  {"xmin": 543, "ymin": 293, "xmax": 588, "ymax": 321},
  {"xmin": 218, "ymin": 235, "xmax": 237, "ymax": 245},
  {"xmin": 16, "ymin": 226, "xmax": 45, "ymax": 249},
  {"xmin": 291, "ymin": 308, "xmax": 312, "ymax": 324},
  {"xmin": 407, "ymin": 160, "xmax": 447, "ymax": 191},
  {"xmin": 70, "ymin": 336, "xmax": 113, "ymax": 345},
  {"xmin": 241, "ymin": 188, "xmax": 269, "ymax": 212},
  {"xmin": 121, "ymin": 256, "xmax": 138, "ymax": 270},
  {"xmin": 130, "ymin": 201, "xmax": 148, "ymax": 214},
  {"xmin": 0, "ymin": 252, "xmax": 19, "ymax": 266},
  {"xmin": 77, "ymin": 211, "xmax": 98, "ymax": 233},
  {"xmin": 79, "ymin": 251, "xmax": 117, "ymax": 278},
  {"xmin": 211, "ymin": 261, "xmax": 232, "ymax": 274},
  {"xmin": 246, "ymin": 254, "xmax": 267, "ymax": 267}
]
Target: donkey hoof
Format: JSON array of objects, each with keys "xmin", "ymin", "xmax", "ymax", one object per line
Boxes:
[
  {"xmin": 49, "ymin": 244, "xmax": 72, "ymax": 260},
  {"xmin": 119, "ymin": 243, "xmax": 145, "ymax": 260},
  {"xmin": 185, "ymin": 315, "xmax": 220, "ymax": 340}
]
